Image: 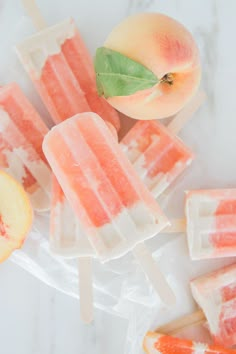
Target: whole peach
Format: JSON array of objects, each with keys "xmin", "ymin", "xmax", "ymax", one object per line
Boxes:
[{"xmin": 104, "ymin": 13, "xmax": 201, "ymax": 120}]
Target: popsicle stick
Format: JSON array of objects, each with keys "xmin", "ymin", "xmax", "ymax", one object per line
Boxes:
[
  {"xmin": 21, "ymin": 0, "xmax": 47, "ymax": 30},
  {"xmin": 133, "ymin": 243, "xmax": 176, "ymax": 306},
  {"xmin": 167, "ymin": 90, "xmax": 206, "ymax": 135},
  {"xmin": 78, "ymin": 257, "xmax": 93, "ymax": 324},
  {"xmin": 156, "ymin": 309, "xmax": 205, "ymax": 335},
  {"xmin": 164, "ymin": 218, "xmax": 186, "ymax": 233}
]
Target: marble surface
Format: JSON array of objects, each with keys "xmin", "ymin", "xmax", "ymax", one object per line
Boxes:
[{"xmin": 1, "ymin": 1, "xmax": 236, "ymax": 354}]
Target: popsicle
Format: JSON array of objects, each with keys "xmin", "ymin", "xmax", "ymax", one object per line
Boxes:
[
  {"xmin": 153, "ymin": 263, "xmax": 236, "ymax": 348},
  {"xmin": 120, "ymin": 91, "xmax": 205, "ymax": 199},
  {"xmin": 186, "ymin": 189, "xmax": 236, "ymax": 259},
  {"xmin": 158, "ymin": 188, "xmax": 236, "ymax": 260},
  {"xmin": 43, "ymin": 112, "xmax": 175, "ymax": 305},
  {"xmin": 16, "ymin": 0, "xmax": 120, "ymax": 130},
  {"xmin": 143, "ymin": 331, "xmax": 236, "ymax": 354},
  {"xmin": 191, "ymin": 263, "xmax": 236, "ymax": 348},
  {"xmin": 0, "ymin": 82, "xmax": 51, "ymax": 211}
]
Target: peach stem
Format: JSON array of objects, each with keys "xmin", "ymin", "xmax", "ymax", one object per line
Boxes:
[{"xmin": 160, "ymin": 73, "xmax": 174, "ymax": 85}]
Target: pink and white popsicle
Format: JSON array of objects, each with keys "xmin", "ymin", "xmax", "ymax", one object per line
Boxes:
[
  {"xmin": 191, "ymin": 263, "xmax": 236, "ymax": 348},
  {"xmin": 143, "ymin": 331, "xmax": 236, "ymax": 354},
  {"xmin": 120, "ymin": 91, "xmax": 205, "ymax": 199},
  {"xmin": 43, "ymin": 112, "xmax": 168, "ymax": 260},
  {"xmin": 0, "ymin": 82, "xmax": 51, "ymax": 211},
  {"xmin": 186, "ymin": 189, "xmax": 236, "ymax": 259},
  {"xmin": 43, "ymin": 113, "xmax": 175, "ymax": 305},
  {"xmin": 16, "ymin": 1, "xmax": 120, "ymax": 130},
  {"xmin": 120, "ymin": 120, "xmax": 193, "ymax": 198}
]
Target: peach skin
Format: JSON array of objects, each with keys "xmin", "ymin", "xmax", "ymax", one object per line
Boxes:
[
  {"xmin": 0, "ymin": 170, "xmax": 33, "ymax": 262},
  {"xmin": 103, "ymin": 13, "xmax": 201, "ymax": 120}
]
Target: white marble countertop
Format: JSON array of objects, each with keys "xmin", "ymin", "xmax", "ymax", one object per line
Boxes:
[{"xmin": 1, "ymin": 1, "xmax": 236, "ymax": 353}]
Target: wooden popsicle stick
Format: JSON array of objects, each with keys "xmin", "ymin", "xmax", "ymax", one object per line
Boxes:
[
  {"xmin": 164, "ymin": 218, "xmax": 186, "ymax": 233},
  {"xmin": 167, "ymin": 90, "xmax": 206, "ymax": 135},
  {"xmin": 78, "ymin": 257, "xmax": 94, "ymax": 324},
  {"xmin": 156, "ymin": 309, "xmax": 205, "ymax": 335},
  {"xmin": 21, "ymin": 0, "xmax": 47, "ymax": 30},
  {"xmin": 133, "ymin": 243, "xmax": 176, "ymax": 306}
]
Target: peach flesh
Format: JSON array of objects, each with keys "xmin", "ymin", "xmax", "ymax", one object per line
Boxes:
[
  {"xmin": 104, "ymin": 13, "xmax": 201, "ymax": 120},
  {"xmin": 0, "ymin": 171, "xmax": 33, "ymax": 262}
]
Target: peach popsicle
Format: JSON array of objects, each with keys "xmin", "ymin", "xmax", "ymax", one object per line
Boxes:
[
  {"xmin": 43, "ymin": 113, "xmax": 175, "ymax": 305},
  {"xmin": 186, "ymin": 189, "xmax": 236, "ymax": 259},
  {"xmin": 50, "ymin": 120, "xmax": 117, "ymax": 256},
  {"xmin": 149, "ymin": 264, "xmax": 236, "ymax": 349},
  {"xmin": 43, "ymin": 113, "xmax": 168, "ymax": 260},
  {"xmin": 143, "ymin": 331, "xmax": 236, "ymax": 354},
  {"xmin": 160, "ymin": 188, "xmax": 236, "ymax": 260},
  {"xmin": 16, "ymin": 1, "xmax": 120, "ymax": 130},
  {"xmin": 120, "ymin": 91, "xmax": 205, "ymax": 199},
  {"xmin": 50, "ymin": 114, "xmax": 117, "ymax": 322},
  {"xmin": 0, "ymin": 83, "xmax": 51, "ymax": 211},
  {"xmin": 191, "ymin": 263, "xmax": 236, "ymax": 348}
]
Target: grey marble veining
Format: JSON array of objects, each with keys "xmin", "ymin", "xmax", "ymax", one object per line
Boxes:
[{"xmin": 126, "ymin": 0, "xmax": 155, "ymax": 15}]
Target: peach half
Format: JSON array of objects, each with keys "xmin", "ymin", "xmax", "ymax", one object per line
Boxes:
[
  {"xmin": 0, "ymin": 170, "xmax": 33, "ymax": 262},
  {"xmin": 103, "ymin": 13, "xmax": 201, "ymax": 120}
]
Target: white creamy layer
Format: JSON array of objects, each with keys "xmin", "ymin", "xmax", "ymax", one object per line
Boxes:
[
  {"xmin": 0, "ymin": 108, "xmax": 51, "ymax": 210},
  {"xmin": 13, "ymin": 146, "xmax": 51, "ymax": 192},
  {"xmin": 191, "ymin": 282, "xmax": 221, "ymax": 337},
  {"xmin": 120, "ymin": 140, "xmax": 141, "ymax": 163},
  {"xmin": 16, "ymin": 18, "xmax": 76, "ymax": 78},
  {"xmin": 51, "ymin": 198, "xmax": 94, "ymax": 258},
  {"xmin": 2, "ymin": 149, "xmax": 49, "ymax": 210},
  {"xmin": 192, "ymin": 342, "xmax": 208, "ymax": 353},
  {"xmin": 88, "ymin": 201, "xmax": 168, "ymax": 263},
  {"xmin": 186, "ymin": 193, "xmax": 219, "ymax": 259}
]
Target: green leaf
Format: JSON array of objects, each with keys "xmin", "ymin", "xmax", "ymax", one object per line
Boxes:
[{"xmin": 94, "ymin": 47, "xmax": 159, "ymax": 98}]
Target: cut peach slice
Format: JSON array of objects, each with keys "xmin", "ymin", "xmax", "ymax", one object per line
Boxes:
[{"xmin": 0, "ymin": 170, "xmax": 33, "ymax": 262}]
